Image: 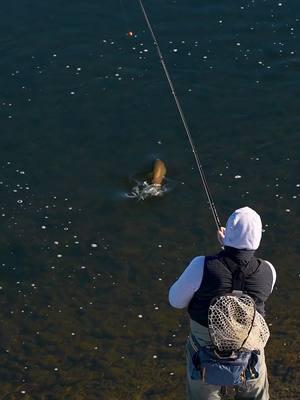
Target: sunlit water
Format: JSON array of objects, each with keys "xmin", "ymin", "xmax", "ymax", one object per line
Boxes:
[{"xmin": 0, "ymin": 0, "xmax": 299, "ymax": 399}]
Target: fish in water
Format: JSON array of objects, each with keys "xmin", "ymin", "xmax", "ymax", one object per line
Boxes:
[
  {"xmin": 151, "ymin": 159, "xmax": 167, "ymax": 186},
  {"xmin": 127, "ymin": 159, "xmax": 168, "ymax": 200}
]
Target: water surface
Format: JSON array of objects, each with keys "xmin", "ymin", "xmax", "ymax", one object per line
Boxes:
[{"xmin": 0, "ymin": 0, "xmax": 299, "ymax": 399}]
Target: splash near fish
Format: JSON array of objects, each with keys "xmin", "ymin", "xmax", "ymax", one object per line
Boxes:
[{"xmin": 127, "ymin": 159, "xmax": 168, "ymax": 200}]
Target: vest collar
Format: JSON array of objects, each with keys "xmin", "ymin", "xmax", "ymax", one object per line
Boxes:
[{"xmin": 221, "ymin": 246, "xmax": 255, "ymax": 264}]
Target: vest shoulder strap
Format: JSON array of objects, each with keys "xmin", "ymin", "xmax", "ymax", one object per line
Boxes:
[{"xmin": 220, "ymin": 257, "xmax": 258, "ymax": 292}]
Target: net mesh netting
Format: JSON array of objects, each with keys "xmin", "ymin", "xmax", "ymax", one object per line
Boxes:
[{"xmin": 208, "ymin": 295, "xmax": 270, "ymax": 352}]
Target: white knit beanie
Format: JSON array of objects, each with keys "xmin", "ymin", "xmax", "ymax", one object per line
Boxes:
[{"xmin": 224, "ymin": 207, "xmax": 262, "ymax": 250}]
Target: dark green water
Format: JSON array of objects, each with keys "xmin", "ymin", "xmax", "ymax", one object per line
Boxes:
[{"xmin": 0, "ymin": 0, "xmax": 299, "ymax": 399}]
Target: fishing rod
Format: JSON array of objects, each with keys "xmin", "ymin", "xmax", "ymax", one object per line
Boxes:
[{"xmin": 137, "ymin": 0, "xmax": 222, "ymax": 230}]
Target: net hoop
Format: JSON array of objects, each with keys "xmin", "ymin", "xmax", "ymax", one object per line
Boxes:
[{"xmin": 208, "ymin": 293, "xmax": 270, "ymax": 353}]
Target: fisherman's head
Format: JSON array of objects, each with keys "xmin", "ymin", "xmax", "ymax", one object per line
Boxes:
[{"xmin": 224, "ymin": 207, "xmax": 262, "ymax": 250}]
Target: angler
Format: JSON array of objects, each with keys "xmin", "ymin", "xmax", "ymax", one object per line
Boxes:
[
  {"xmin": 169, "ymin": 207, "xmax": 276, "ymax": 399},
  {"xmin": 137, "ymin": 2, "xmax": 277, "ymax": 397}
]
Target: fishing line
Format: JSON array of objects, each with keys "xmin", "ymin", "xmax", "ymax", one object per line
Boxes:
[
  {"xmin": 120, "ymin": 0, "xmax": 131, "ymax": 35},
  {"xmin": 137, "ymin": 0, "xmax": 221, "ymax": 229}
]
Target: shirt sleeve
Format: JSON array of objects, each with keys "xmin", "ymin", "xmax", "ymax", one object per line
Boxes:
[
  {"xmin": 168, "ymin": 256, "xmax": 205, "ymax": 309},
  {"xmin": 264, "ymin": 260, "xmax": 277, "ymax": 292}
]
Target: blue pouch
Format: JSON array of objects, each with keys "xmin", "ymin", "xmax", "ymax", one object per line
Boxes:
[{"xmin": 198, "ymin": 346, "xmax": 252, "ymax": 386}]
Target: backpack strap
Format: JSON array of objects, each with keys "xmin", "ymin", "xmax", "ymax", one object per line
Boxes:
[{"xmin": 221, "ymin": 257, "xmax": 247, "ymax": 293}]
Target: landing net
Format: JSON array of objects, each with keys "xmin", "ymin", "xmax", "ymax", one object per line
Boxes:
[{"xmin": 208, "ymin": 294, "xmax": 270, "ymax": 352}]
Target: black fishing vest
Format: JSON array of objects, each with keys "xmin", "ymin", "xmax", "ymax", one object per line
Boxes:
[{"xmin": 188, "ymin": 247, "xmax": 274, "ymax": 327}]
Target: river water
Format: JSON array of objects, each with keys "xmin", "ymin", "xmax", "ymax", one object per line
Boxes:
[{"xmin": 0, "ymin": 0, "xmax": 299, "ymax": 399}]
